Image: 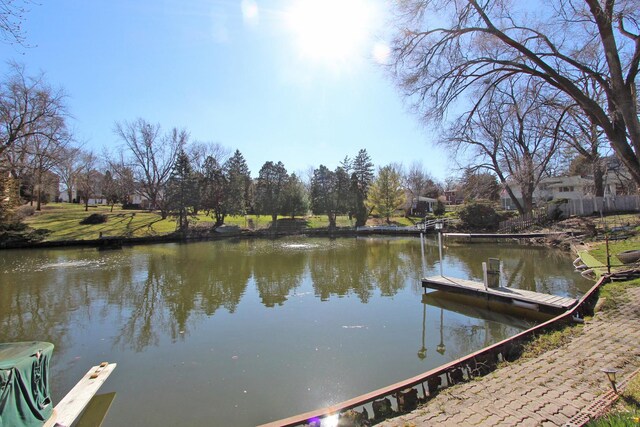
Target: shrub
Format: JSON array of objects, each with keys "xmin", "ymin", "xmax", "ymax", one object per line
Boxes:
[
  {"xmin": 458, "ymin": 202, "xmax": 500, "ymax": 231},
  {"xmin": 433, "ymin": 199, "xmax": 446, "ymax": 216},
  {"xmin": 80, "ymin": 213, "xmax": 107, "ymax": 225},
  {"xmin": 14, "ymin": 204, "xmax": 36, "ymax": 220}
]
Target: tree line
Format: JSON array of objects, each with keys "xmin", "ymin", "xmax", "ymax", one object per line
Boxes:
[
  {"xmin": 0, "ymin": 55, "xmax": 608, "ymax": 232},
  {"xmin": 0, "ymin": 62, "xmax": 446, "ymax": 230},
  {"xmin": 7, "ymin": 0, "xmax": 640, "ymax": 228}
]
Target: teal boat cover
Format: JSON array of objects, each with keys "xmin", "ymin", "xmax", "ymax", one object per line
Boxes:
[{"xmin": 0, "ymin": 342, "xmax": 54, "ymax": 427}]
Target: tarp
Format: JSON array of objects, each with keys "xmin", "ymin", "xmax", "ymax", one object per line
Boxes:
[{"xmin": 0, "ymin": 342, "xmax": 54, "ymax": 427}]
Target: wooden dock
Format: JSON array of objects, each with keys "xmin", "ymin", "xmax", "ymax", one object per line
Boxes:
[
  {"xmin": 422, "ymin": 276, "xmax": 578, "ymax": 315},
  {"xmin": 44, "ymin": 362, "xmax": 117, "ymax": 427},
  {"xmin": 423, "ymin": 291, "xmax": 550, "ymax": 325},
  {"xmin": 442, "ymin": 232, "xmax": 577, "ymax": 244}
]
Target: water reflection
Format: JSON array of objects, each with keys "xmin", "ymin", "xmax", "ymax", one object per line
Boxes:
[
  {"xmin": 416, "ymin": 291, "xmax": 540, "ymax": 363},
  {"xmin": 445, "ymin": 243, "xmax": 583, "ymax": 298},
  {"xmin": 253, "ymin": 242, "xmax": 306, "ymax": 307},
  {"xmin": 0, "ymin": 239, "xmax": 586, "ymax": 355},
  {"xmin": 0, "ymin": 237, "xmax": 591, "ymax": 426}
]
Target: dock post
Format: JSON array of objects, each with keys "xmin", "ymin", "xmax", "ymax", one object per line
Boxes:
[
  {"xmin": 438, "ymin": 230, "xmax": 443, "ymax": 276},
  {"xmin": 486, "ymin": 258, "xmax": 501, "ymax": 288},
  {"xmin": 482, "ymin": 262, "xmax": 488, "ymax": 290},
  {"xmin": 420, "ymin": 232, "xmax": 426, "ymax": 278}
]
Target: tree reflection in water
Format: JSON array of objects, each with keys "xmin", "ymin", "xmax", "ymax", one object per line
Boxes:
[{"xmin": 0, "ymin": 237, "xmax": 592, "ymax": 426}]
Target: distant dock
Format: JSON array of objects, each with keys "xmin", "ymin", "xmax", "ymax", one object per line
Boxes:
[
  {"xmin": 422, "ymin": 276, "xmax": 578, "ymax": 316},
  {"xmin": 443, "ymin": 232, "xmax": 572, "ymax": 243}
]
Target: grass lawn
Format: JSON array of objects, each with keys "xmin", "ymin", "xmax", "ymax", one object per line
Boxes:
[
  {"xmin": 587, "ymin": 373, "xmax": 640, "ymax": 426},
  {"xmin": 19, "ymin": 203, "xmax": 421, "ymax": 241},
  {"xmin": 23, "ymin": 203, "xmax": 178, "ymax": 241},
  {"xmin": 589, "ymin": 236, "xmax": 640, "ymax": 267}
]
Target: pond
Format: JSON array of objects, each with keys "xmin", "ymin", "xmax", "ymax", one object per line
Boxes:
[{"xmin": 0, "ymin": 236, "xmax": 592, "ymax": 426}]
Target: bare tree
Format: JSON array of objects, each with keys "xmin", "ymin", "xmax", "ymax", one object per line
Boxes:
[
  {"xmin": 114, "ymin": 118, "xmax": 186, "ymax": 211},
  {"xmin": 76, "ymin": 150, "xmax": 101, "ymax": 212},
  {"xmin": 553, "ymin": 80, "xmax": 611, "ymax": 195},
  {"xmin": 187, "ymin": 141, "xmax": 229, "ymax": 173},
  {"xmin": 444, "ymin": 77, "xmax": 562, "ymax": 214},
  {"xmin": 392, "ymin": 0, "xmax": 640, "ymax": 187},
  {"xmin": 28, "ymin": 122, "xmax": 72, "ymax": 210},
  {"xmin": 459, "ymin": 167, "xmax": 501, "ymax": 201},
  {"xmin": 55, "ymin": 145, "xmax": 83, "ymax": 203},
  {"xmin": 0, "ymin": 0, "xmax": 35, "ymax": 46},
  {"xmin": 0, "ymin": 62, "xmax": 68, "ymax": 157},
  {"xmin": 404, "ymin": 161, "xmax": 441, "ymax": 213}
]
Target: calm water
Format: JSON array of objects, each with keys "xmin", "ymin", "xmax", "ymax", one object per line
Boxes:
[{"xmin": 0, "ymin": 236, "xmax": 591, "ymax": 426}]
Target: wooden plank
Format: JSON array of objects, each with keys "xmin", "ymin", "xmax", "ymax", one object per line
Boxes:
[
  {"xmin": 532, "ymin": 295, "xmax": 562, "ymax": 303},
  {"xmin": 557, "ymin": 298, "xmax": 579, "ymax": 307},
  {"xmin": 75, "ymin": 392, "xmax": 116, "ymax": 427},
  {"xmin": 51, "ymin": 363, "xmax": 117, "ymax": 427},
  {"xmin": 422, "ymin": 276, "xmax": 577, "ymax": 313},
  {"xmin": 545, "ymin": 296, "xmax": 570, "ymax": 304},
  {"xmin": 540, "ymin": 296, "xmax": 564, "ymax": 305}
]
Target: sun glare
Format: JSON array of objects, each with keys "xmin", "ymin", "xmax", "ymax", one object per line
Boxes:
[{"xmin": 285, "ymin": 0, "xmax": 378, "ymax": 69}]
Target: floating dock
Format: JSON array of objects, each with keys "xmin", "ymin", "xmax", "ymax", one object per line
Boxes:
[{"xmin": 422, "ymin": 276, "xmax": 578, "ymax": 316}]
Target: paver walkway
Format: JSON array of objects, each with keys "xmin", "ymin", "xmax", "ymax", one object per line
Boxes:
[{"xmin": 379, "ymin": 286, "xmax": 640, "ymax": 426}]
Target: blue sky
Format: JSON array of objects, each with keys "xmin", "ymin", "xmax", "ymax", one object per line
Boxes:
[{"xmin": 0, "ymin": 0, "xmax": 448, "ymax": 180}]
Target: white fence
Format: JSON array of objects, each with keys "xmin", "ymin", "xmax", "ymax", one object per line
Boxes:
[{"xmin": 552, "ymin": 195, "xmax": 640, "ymax": 217}]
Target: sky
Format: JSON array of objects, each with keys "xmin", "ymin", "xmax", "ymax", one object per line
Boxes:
[{"xmin": 0, "ymin": 0, "xmax": 449, "ymax": 180}]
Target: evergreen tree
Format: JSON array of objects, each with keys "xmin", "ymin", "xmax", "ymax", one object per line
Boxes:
[
  {"xmin": 310, "ymin": 165, "xmax": 338, "ymax": 228},
  {"xmin": 165, "ymin": 150, "xmax": 197, "ymax": 232},
  {"xmin": 334, "ymin": 166, "xmax": 352, "ymax": 215},
  {"xmin": 200, "ymin": 156, "xmax": 228, "ymax": 226},
  {"xmin": 255, "ymin": 161, "xmax": 288, "ymax": 222},
  {"xmin": 223, "ymin": 150, "xmax": 251, "ymax": 216},
  {"xmin": 281, "ymin": 173, "xmax": 309, "ymax": 218},
  {"xmin": 351, "ymin": 149, "xmax": 374, "ymax": 226},
  {"xmin": 352, "ymin": 149, "xmax": 374, "ymax": 194}
]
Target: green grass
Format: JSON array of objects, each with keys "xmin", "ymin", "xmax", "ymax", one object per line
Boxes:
[
  {"xmin": 589, "ymin": 236, "xmax": 640, "ymax": 266},
  {"xmin": 518, "ymin": 324, "xmax": 585, "ymax": 360},
  {"xmin": 23, "ymin": 203, "xmax": 177, "ymax": 240},
  {"xmin": 587, "ymin": 374, "xmax": 640, "ymax": 426},
  {"xmin": 305, "ymin": 215, "xmax": 355, "ymax": 228},
  {"xmin": 595, "ymin": 278, "xmax": 640, "ymax": 312},
  {"xmin": 19, "ymin": 203, "xmax": 419, "ymax": 241}
]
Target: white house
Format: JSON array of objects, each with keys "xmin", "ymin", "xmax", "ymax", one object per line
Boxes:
[
  {"xmin": 500, "ymin": 172, "xmax": 638, "ymax": 215},
  {"xmin": 409, "ymin": 196, "xmax": 438, "ymax": 215},
  {"xmin": 501, "ymin": 176, "xmax": 593, "ymax": 210}
]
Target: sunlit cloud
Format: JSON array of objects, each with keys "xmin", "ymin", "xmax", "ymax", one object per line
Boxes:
[{"xmin": 241, "ymin": 0, "xmax": 260, "ymax": 27}]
